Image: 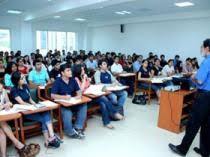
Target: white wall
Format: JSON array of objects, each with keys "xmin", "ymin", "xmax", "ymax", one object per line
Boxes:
[
  {"xmin": 0, "ymin": 16, "xmax": 87, "ymax": 55},
  {"xmin": 0, "ymin": 16, "xmax": 22, "ymax": 52},
  {"xmin": 88, "ymin": 17, "xmax": 210, "ymax": 61}
]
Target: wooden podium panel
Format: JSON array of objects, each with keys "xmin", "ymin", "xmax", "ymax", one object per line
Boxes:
[{"xmin": 158, "ymin": 90, "xmax": 196, "ymax": 133}]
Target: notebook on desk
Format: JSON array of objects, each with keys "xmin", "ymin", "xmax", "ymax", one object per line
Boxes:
[{"xmin": 54, "ymin": 97, "xmax": 82, "ymax": 104}]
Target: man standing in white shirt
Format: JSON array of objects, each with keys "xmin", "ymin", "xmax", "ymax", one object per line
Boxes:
[{"xmin": 111, "ymin": 56, "xmax": 123, "ymax": 75}]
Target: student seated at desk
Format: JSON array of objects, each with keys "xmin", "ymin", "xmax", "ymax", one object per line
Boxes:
[
  {"xmin": 10, "ymin": 72, "xmax": 60, "ymax": 148},
  {"xmin": 111, "ymin": 56, "xmax": 123, "ymax": 75},
  {"xmin": 51, "ymin": 63, "xmax": 87, "ymax": 139},
  {"xmin": 4, "ymin": 62, "xmax": 17, "ymax": 88},
  {"xmin": 94, "ymin": 60, "xmax": 127, "ymax": 115},
  {"xmin": 161, "ymin": 59, "xmax": 176, "ymax": 77},
  {"xmin": 182, "ymin": 58, "xmax": 194, "ymax": 75},
  {"xmin": 111, "ymin": 56, "xmax": 134, "ymax": 97},
  {"xmin": 49, "ymin": 60, "xmax": 61, "ymax": 82},
  {"xmin": 138, "ymin": 60, "xmax": 162, "ymax": 102},
  {"xmin": 0, "ymin": 83, "xmax": 40, "ymax": 157},
  {"xmin": 17, "ymin": 57, "xmax": 28, "ymax": 75},
  {"xmin": 151, "ymin": 58, "xmax": 162, "ymax": 76},
  {"xmin": 28, "ymin": 59, "xmax": 51, "ymax": 88},
  {"xmin": 73, "ymin": 64, "xmax": 123, "ymax": 129}
]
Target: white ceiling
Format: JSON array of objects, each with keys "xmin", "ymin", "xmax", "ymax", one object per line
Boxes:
[{"xmin": 0, "ymin": 0, "xmax": 210, "ymax": 23}]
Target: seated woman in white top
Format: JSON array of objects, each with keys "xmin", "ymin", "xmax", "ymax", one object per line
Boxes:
[
  {"xmin": 161, "ymin": 59, "xmax": 175, "ymax": 77},
  {"xmin": 0, "ymin": 83, "xmax": 40, "ymax": 157}
]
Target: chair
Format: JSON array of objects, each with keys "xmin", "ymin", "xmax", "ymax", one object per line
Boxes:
[{"xmin": 134, "ymin": 74, "xmax": 155, "ymax": 105}]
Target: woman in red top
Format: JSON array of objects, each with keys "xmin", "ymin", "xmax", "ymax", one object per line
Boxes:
[{"xmin": 17, "ymin": 57, "xmax": 28, "ymax": 75}]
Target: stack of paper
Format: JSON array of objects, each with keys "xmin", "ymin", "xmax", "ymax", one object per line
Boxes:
[
  {"xmin": 151, "ymin": 77, "xmax": 172, "ymax": 83},
  {"xmin": 54, "ymin": 97, "xmax": 82, "ymax": 104},
  {"xmin": 84, "ymin": 85, "xmax": 105, "ymax": 96}
]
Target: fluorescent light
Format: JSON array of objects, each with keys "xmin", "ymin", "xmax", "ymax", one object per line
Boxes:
[
  {"xmin": 122, "ymin": 11, "xmax": 131, "ymax": 14},
  {"xmin": 115, "ymin": 11, "xmax": 131, "ymax": 15},
  {"xmin": 174, "ymin": 1, "xmax": 194, "ymax": 7},
  {"xmin": 75, "ymin": 18, "xmax": 86, "ymax": 21},
  {"xmin": 115, "ymin": 11, "xmax": 125, "ymax": 15},
  {"xmin": 54, "ymin": 16, "xmax": 61, "ymax": 19},
  {"xmin": 7, "ymin": 10, "xmax": 22, "ymax": 14}
]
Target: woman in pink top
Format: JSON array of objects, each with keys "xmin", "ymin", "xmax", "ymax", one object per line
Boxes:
[{"xmin": 73, "ymin": 64, "xmax": 123, "ymax": 129}]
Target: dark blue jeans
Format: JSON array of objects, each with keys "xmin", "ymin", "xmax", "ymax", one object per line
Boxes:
[
  {"xmin": 61, "ymin": 104, "xmax": 87, "ymax": 135},
  {"xmin": 25, "ymin": 111, "xmax": 51, "ymax": 133},
  {"xmin": 95, "ymin": 96, "xmax": 117, "ymax": 125}
]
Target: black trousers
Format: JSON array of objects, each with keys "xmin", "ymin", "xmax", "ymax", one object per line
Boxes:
[
  {"xmin": 178, "ymin": 91, "xmax": 210, "ymax": 155},
  {"xmin": 200, "ymin": 115, "xmax": 210, "ymax": 156}
]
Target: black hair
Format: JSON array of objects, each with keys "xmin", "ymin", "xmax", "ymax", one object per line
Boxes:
[
  {"xmin": 142, "ymin": 59, "xmax": 148, "ymax": 64},
  {"xmin": 60, "ymin": 63, "xmax": 71, "ymax": 74},
  {"xmin": 51, "ymin": 59, "xmax": 61, "ymax": 67},
  {"xmin": 160, "ymin": 54, "xmax": 165, "ymax": 58},
  {"xmin": 203, "ymin": 39, "xmax": 210, "ymax": 49},
  {"xmin": 114, "ymin": 56, "xmax": 119, "ymax": 60},
  {"xmin": 5, "ymin": 62, "xmax": 17, "ymax": 74},
  {"xmin": 168, "ymin": 59, "xmax": 174, "ymax": 64},
  {"xmin": 186, "ymin": 58, "xmax": 192, "ymax": 62},
  {"xmin": 72, "ymin": 64, "xmax": 83, "ymax": 81},
  {"xmin": 33, "ymin": 59, "xmax": 42, "ymax": 66},
  {"xmin": 11, "ymin": 71, "xmax": 21, "ymax": 87},
  {"xmin": 154, "ymin": 58, "xmax": 160, "ymax": 63},
  {"xmin": 16, "ymin": 56, "xmax": 24, "ymax": 63},
  {"xmin": 98, "ymin": 59, "xmax": 107, "ymax": 67},
  {"xmin": 175, "ymin": 55, "xmax": 180, "ymax": 58}
]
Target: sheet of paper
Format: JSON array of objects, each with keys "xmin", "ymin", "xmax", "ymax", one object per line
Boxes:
[
  {"xmin": 105, "ymin": 85, "xmax": 128, "ymax": 91},
  {"xmin": 54, "ymin": 97, "xmax": 82, "ymax": 104},
  {"xmin": 13, "ymin": 104, "xmax": 37, "ymax": 111},
  {"xmin": 84, "ymin": 85, "xmax": 105, "ymax": 96},
  {"xmin": 119, "ymin": 73, "xmax": 135, "ymax": 77},
  {"xmin": 39, "ymin": 101, "xmax": 57, "ymax": 107}
]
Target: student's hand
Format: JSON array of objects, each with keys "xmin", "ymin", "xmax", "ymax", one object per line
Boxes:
[{"xmin": 3, "ymin": 102, "xmax": 12, "ymax": 111}]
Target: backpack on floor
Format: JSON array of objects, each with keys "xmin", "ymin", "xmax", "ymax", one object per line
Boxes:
[{"xmin": 132, "ymin": 94, "xmax": 147, "ymax": 105}]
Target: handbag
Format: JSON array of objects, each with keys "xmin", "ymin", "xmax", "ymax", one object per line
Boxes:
[{"xmin": 132, "ymin": 94, "xmax": 147, "ymax": 105}]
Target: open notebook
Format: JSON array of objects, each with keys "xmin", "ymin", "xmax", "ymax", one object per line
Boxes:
[
  {"xmin": 105, "ymin": 85, "xmax": 128, "ymax": 91},
  {"xmin": 54, "ymin": 97, "xmax": 82, "ymax": 104},
  {"xmin": 84, "ymin": 85, "xmax": 105, "ymax": 96}
]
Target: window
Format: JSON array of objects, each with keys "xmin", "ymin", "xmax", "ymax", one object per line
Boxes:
[
  {"xmin": 36, "ymin": 31, "xmax": 76, "ymax": 55},
  {"xmin": 36, "ymin": 31, "xmax": 47, "ymax": 54},
  {"xmin": 0, "ymin": 29, "xmax": 10, "ymax": 51}
]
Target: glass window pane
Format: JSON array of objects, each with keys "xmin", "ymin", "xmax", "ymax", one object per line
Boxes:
[
  {"xmin": 36, "ymin": 31, "xmax": 47, "ymax": 55},
  {"xmin": 0, "ymin": 29, "xmax": 10, "ymax": 51},
  {"xmin": 56, "ymin": 32, "xmax": 66, "ymax": 51},
  {"xmin": 67, "ymin": 32, "xmax": 76, "ymax": 51},
  {"xmin": 48, "ymin": 31, "xmax": 56, "ymax": 51}
]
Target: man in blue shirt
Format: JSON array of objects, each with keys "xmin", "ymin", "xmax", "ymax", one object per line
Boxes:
[
  {"xmin": 28, "ymin": 59, "xmax": 50, "ymax": 88},
  {"xmin": 94, "ymin": 59, "xmax": 127, "ymax": 115},
  {"xmin": 51, "ymin": 63, "xmax": 87, "ymax": 139},
  {"xmin": 85, "ymin": 54, "xmax": 98, "ymax": 70},
  {"xmin": 133, "ymin": 55, "xmax": 143, "ymax": 73},
  {"xmin": 169, "ymin": 39, "xmax": 210, "ymax": 157}
]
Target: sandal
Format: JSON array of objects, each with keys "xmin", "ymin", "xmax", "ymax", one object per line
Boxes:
[{"xmin": 16, "ymin": 143, "xmax": 40, "ymax": 157}]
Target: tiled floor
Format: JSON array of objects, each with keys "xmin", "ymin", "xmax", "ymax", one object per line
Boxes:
[{"xmin": 7, "ymin": 98, "xmax": 200, "ymax": 157}]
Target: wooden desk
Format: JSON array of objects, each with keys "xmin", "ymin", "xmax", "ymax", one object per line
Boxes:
[
  {"xmin": 19, "ymin": 101, "xmax": 60, "ymax": 143},
  {"xmin": 0, "ymin": 113, "xmax": 21, "ymax": 140},
  {"xmin": 158, "ymin": 89, "xmax": 196, "ymax": 133}
]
